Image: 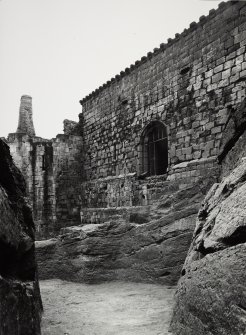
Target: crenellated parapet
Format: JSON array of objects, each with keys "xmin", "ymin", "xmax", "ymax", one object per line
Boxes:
[{"xmin": 79, "ymin": 1, "xmax": 241, "ymax": 105}]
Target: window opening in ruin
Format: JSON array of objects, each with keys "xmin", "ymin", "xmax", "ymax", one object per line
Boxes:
[
  {"xmin": 121, "ymin": 98, "xmax": 128, "ymax": 105},
  {"xmin": 180, "ymin": 66, "xmax": 191, "ymax": 75},
  {"xmin": 42, "ymin": 155, "xmax": 46, "ymax": 170},
  {"xmin": 113, "ymin": 143, "xmax": 117, "ymax": 160},
  {"xmin": 141, "ymin": 121, "xmax": 168, "ymax": 176}
]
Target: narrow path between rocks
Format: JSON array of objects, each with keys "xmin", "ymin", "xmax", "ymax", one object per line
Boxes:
[{"xmin": 40, "ymin": 279, "xmax": 175, "ymax": 335}]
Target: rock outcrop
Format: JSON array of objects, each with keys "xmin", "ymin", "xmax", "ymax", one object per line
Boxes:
[
  {"xmin": 36, "ymin": 175, "xmax": 215, "ymax": 285},
  {"xmin": 0, "ymin": 139, "xmax": 42, "ymax": 334},
  {"xmin": 170, "ymin": 116, "xmax": 246, "ymax": 334}
]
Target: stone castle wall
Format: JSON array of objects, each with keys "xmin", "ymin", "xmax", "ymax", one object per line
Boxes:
[
  {"xmin": 7, "ymin": 1, "xmax": 246, "ymax": 247},
  {"xmin": 79, "ymin": 1, "xmax": 246, "ymax": 209},
  {"xmin": 17, "ymin": 1, "xmax": 246, "ymax": 290}
]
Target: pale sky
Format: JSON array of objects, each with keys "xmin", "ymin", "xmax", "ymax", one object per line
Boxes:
[{"xmin": 0, "ymin": 0, "xmax": 222, "ymax": 139}]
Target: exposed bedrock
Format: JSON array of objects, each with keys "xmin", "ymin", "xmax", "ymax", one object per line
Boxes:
[
  {"xmin": 171, "ymin": 125, "xmax": 246, "ymax": 334},
  {"xmin": 36, "ymin": 176, "xmax": 215, "ymax": 285},
  {"xmin": 0, "ymin": 139, "xmax": 42, "ymax": 334}
]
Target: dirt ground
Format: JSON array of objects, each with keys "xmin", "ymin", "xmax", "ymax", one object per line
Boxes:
[{"xmin": 40, "ymin": 279, "xmax": 175, "ymax": 335}]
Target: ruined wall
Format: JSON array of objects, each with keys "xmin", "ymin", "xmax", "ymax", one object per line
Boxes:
[
  {"xmin": 81, "ymin": 157, "xmax": 218, "ymax": 210},
  {"xmin": 63, "ymin": 119, "xmax": 79, "ymax": 135},
  {"xmin": 8, "ymin": 133, "xmax": 83, "ymax": 239},
  {"xmin": 0, "ymin": 138, "xmax": 42, "ymax": 334},
  {"xmin": 7, "ymin": 133, "xmax": 35, "ymax": 197},
  {"xmin": 7, "ymin": 95, "xmax": 84, "ymax": 238},
  {"xmin": 79, "ymin": 1, "xmax": 246, "ymax": 208},
  {"xmin": 52, "ymin": 134, "xmax": 84, "ymax": 233}
]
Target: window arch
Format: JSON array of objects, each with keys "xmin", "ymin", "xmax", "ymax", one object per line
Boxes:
[{"xmin": 140, "ymin": 121, "xmax": 168, "ymax": 176}]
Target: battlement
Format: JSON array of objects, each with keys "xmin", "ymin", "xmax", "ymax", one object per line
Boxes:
[{"xmin": 80, "ymin": 1, "xmax": 243, "ymax": 105}]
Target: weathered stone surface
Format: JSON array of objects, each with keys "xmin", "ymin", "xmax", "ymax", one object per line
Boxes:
[
  {"xmin": 171, "ymin": 244, "xmax": 246, "ymax": 335},
  {"xmin": 0, "ymin": 139, "xmax": 42, "ymax": 334},
  {"xmin": 218, "ymin": 99, "xmax": 246, "ymax": 165},
  {"xmin": 170, "ymin": 132, "xmax": 246, "ymax": 334},
  {"xmin": 63, "ymin": 119, "xmax": 78, "ymax": 135},
  {"xmin": 7, "ymin": 131, "xmax": 84, "ymax": 239},
  {"xmin": 36, "ymin": 220, "xmax": 194, "ymax": 285},
  {"xmin": 219, "ymin": 99, "xmax": 246, "ymax": 179},
  {"xmin": 16, "ymin": 95, "xmax": 35, "ymax": 136},
  {"xmin": 36, "ymin": 177, "xmax": 214, "ymax": 285}
]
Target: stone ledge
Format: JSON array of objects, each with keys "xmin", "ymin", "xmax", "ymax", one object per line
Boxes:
[{"xmin": 171, "ymin": 156, "xmax": 217, "ymax": 170}]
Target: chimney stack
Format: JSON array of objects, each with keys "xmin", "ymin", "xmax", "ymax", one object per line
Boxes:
[{"xmin": 16, "ymin": 95, "xmax": 36, "ymax": 136}]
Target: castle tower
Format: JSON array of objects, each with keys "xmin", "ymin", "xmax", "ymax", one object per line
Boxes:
[{"xmin": 16, "ymin": 95, "xmax": 36, "ymax": 136}]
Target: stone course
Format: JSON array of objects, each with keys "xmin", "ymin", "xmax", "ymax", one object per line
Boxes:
[{"xmin": 80, "ymin": 156, "xmax": 219, "ymax": 211}]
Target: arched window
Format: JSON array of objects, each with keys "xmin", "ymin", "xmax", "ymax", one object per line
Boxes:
[{"xmin": 141, "ymin": 121, "xmax": 168, "ymax": 176}]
